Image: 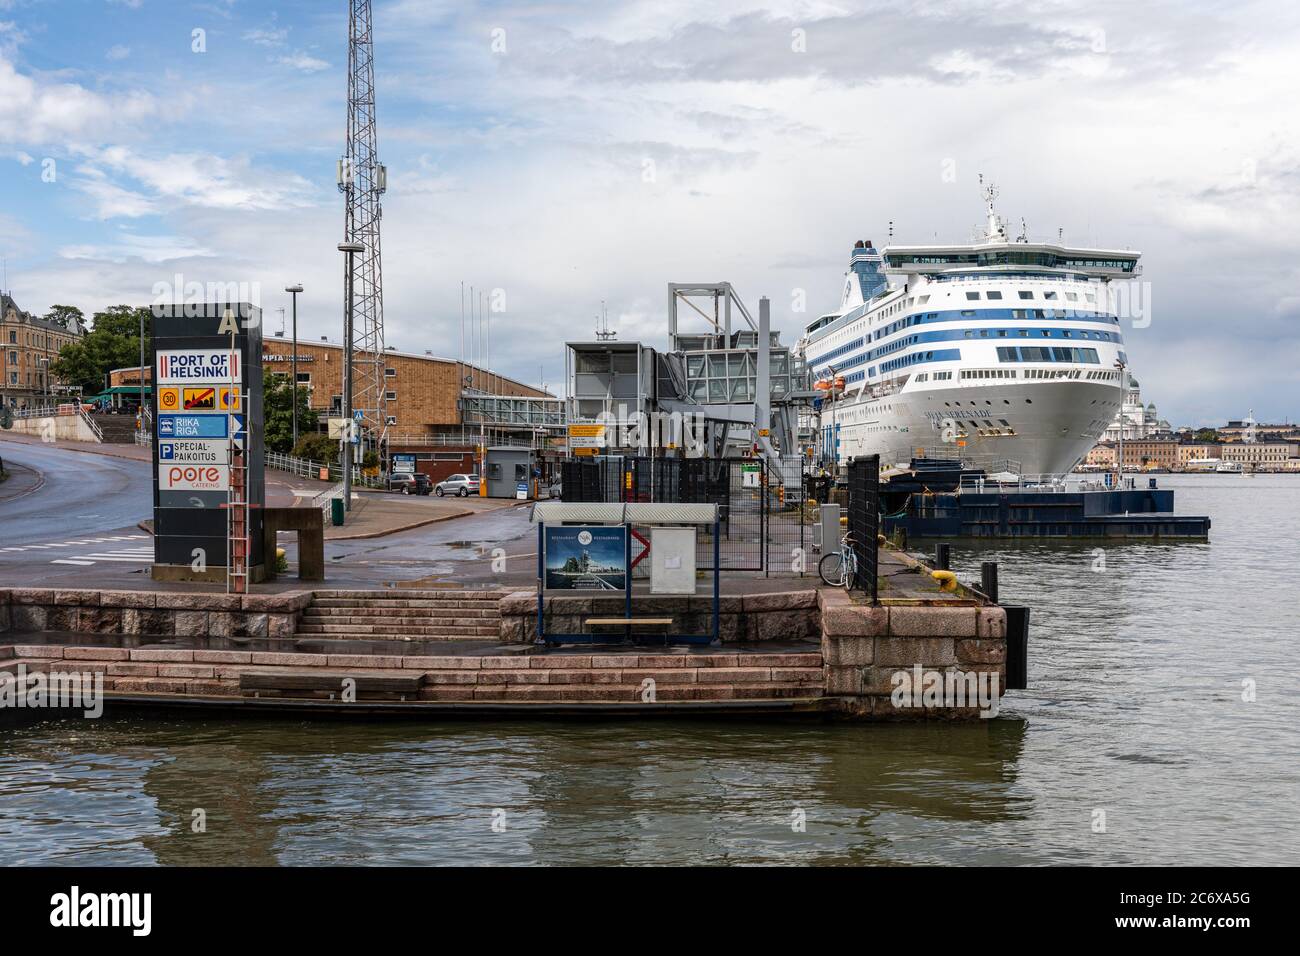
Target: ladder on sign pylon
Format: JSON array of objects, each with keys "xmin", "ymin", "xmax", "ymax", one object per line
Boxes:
[
  {"xmin": 226, "ymin": 443, "xmax": 249, "ymax": 594},
  {"xmin": 224, "ymin": 323, "xmax": 249, "ymax": 594}
]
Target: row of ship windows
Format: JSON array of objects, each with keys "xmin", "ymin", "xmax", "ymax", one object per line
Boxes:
[
  {"xmin": 876, "ymin": 285, "xmax": 1100, "ymax": 317},
  {"xmin": 816, "ymin": 325, "xmax": 1119, "ymax": 375},
  {"xmin": 964, "ymin": 289, "xmax": 1097, "ymax": 303},
  {"xmin": 816, "ymin": 307, "xmax": 1122, "ymax": 353},
  {"xmin": 996, "ymin": 345, "xmax": 1101, "ymax": 364}
]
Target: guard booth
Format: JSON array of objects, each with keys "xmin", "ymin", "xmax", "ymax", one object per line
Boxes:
[
  {"xmin": 485, "ymin": 446, "xmax": 538, "ymax": 498},
  {"xmin": 530, "ymin": 502, "xmax": 720, "ymax": 645}
]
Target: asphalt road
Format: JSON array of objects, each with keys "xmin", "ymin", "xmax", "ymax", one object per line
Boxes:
[{"xmin": 0, "ymin": 440, "xmax": 540, "ymax": 590}]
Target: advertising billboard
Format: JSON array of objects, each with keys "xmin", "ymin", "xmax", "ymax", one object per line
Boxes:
[{"xmin": 544, "ymin": 525, "xmax": 627, "ymax": 591}]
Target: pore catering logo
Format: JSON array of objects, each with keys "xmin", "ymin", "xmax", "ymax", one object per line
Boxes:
[{"xmin": 160, "ymin": 464, "xmax": 227, "ymax": 492}]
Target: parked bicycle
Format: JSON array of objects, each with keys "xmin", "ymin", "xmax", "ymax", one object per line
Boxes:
[{"xmin": 818, "ymin": 532, "xmax": 858, "ymax": 588}]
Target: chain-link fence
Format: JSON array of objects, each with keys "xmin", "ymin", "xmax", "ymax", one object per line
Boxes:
[{"xmin": 560, "ymin": 455, "xmax": 817, "ymax": 575}]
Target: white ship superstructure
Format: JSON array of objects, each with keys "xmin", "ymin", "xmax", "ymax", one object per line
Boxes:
[{"xmin": 799, "ymin": 184, "xmax": 1137, "ymax": 476}]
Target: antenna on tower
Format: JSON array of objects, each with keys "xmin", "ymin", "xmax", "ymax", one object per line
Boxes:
[
  {"xmin": 1017, "ymin": 217, "xmax": 1028, "ymax": 243},
  {"xmin": 338, "ymin": 0, "xmax": 388, "ymax": 450},
  {"xmin": 595, "ymin": 299, "xmax": 616, "ymax": 340},
  {"xmin": 978, "ymin": 173, "xmax": 1006, "ymax": 241}
]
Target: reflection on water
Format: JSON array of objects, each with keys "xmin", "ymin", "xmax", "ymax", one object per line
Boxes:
[{"xmin": 1, "ymin": 476, "xmax": 1297, "ymax": 865}]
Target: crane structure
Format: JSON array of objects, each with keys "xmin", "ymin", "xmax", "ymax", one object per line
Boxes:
[{"xmin": 338, "ymin": 0, "xmax": 388, "ymax": 453}]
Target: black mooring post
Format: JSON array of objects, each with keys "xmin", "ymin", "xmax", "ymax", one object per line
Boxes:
[
  {"xmin": 936, "ymin": 543, "xmax": 951, "ymax": 571},
  {"xmin": 981, "ymin": 561, "xmax": 999, "ymax": 605}
]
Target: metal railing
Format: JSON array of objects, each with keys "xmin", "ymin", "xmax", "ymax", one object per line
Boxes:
[
  {"xmin": 264, "ymin": 450, "xmax": 385, "ymax": 488},
  {"xmin": 311, "ymin": 481, "xmax": 346, "ymax": 517},
  {"xmin": 78, "ymin": 407, "xmax": 104, "ymax": 441},
  {"xmin": 957, "ymin": 472, "xmax": 1131, "ymax": 494},
  {"xmin": 9, "ymin": 404, "xmax": 59, "ymax": 420},
  {"xmin": 385, "ymin": 430, "xmax": 540, "ymax": 448}
]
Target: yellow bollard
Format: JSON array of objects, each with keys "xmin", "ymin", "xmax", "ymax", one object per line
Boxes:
[{"xmin": 930, "ymin": 569, "xmax": 957, "ymax": 592}]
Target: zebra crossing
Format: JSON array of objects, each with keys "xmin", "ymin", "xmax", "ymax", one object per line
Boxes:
[
  {"xmin": 50, "ymin": 545, "xmax": 155, "ymax": 567},
  {"xmin": 0, "ymin": 534, "xmax": 154, "ymax": 567}
]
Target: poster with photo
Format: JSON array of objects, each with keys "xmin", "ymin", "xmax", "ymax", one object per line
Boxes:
[{"xmin": 544, "ymin": 525, "xmax": 627, "ymax": 591}]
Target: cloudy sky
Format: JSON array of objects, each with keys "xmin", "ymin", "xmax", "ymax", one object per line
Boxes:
[{"xmin": 1, "ymin": 0, "xmax": 1296, "ymax": 425}]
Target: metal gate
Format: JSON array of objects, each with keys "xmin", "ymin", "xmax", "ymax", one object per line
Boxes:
[{"xmin": 846, "ymin": 454, "xmax": 880, "ymax": 603}]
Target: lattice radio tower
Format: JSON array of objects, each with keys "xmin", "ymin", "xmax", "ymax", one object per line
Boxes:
[{"xmin": 338, "ymin": 0, "xmax": 388, "ymax": 451}]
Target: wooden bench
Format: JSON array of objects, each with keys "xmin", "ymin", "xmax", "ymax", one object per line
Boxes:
[{"xmin": 240, "ymin": 671, "xmax": 421, "ymax": 700}]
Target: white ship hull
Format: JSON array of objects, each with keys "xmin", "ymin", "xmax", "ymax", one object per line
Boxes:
[{"xmin": 831, "ymin": 378, "xmax": 1118, "ymax": 475}]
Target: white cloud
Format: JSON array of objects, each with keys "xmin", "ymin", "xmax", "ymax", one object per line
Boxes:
[
  {"xmin": 244, "ymin": 28, "xmax": 289, "ymax": 47},
  {"xmin": 276, "ymin": 51, "xmax": 329, "ymax": 73},
  {"xmin": 106, "ymin": 44, "xmax": 130, "ymax": 61},
  {"xmin": 78, "ymin": 146, "xmax": 319, "ymax": 212},
  {"xmin": 0, "ymin": 55, "xmax": 156, "ymax": 143},
  {"xmin": 59, "ymin": 232, "xmax": 215, "ymax": 264}
]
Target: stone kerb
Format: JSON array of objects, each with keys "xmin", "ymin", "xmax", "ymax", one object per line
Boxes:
[{"xmin": 0, "ymin": 588, "xmax": 312, "ymax": 639}]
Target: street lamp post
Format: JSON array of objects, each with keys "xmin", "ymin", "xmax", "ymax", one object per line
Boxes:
[
  {"xmin": 285, "ymin": 284, "xmax": 304, "ymax": 451},
  {"xmin": 338, "ymin": 243, "xmax": 365, "ymax": 512},
  {"xmin": 138, "ymin": 310, "xmax": 146, "ymax": 428}
]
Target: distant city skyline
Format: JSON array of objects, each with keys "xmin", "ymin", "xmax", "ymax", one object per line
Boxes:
[{"xmin": 1, "ymin": 0, "xmax": 1297, "ymax": 427}]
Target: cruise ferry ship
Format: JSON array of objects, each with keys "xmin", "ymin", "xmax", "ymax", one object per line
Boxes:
[{"xmin": 799, "ymin": 184, "xmax": 1137, "ymax": 476}]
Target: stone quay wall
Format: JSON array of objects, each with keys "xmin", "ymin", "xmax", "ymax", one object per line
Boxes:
[
  {"xmin": 0, "ymin": 588, "xmax": 312, "ymax": 640},
  {"xmin": 497, "ymin": 590, "xmax": 820, "ymax": 644},
  {"xmin": 819, "ymin": 589, "xmax": 1007, "ymax": 719}
]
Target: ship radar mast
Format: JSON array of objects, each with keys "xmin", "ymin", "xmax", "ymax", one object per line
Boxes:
[{"xmin": 978, "ymin": 173, "xmax": 1008, "ymax": 241}]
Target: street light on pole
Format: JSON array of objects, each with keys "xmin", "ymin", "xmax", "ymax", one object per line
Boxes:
[
  {"xmin": 138, "ymin": 310, "xmax": 146, "ymax": 430},
  {"xmin": 285, "ymin": 284, "xmax": 304, "ymax": 451},
  {"xmin": 338, "ymin": 243, "xmax": 364, "ymax": 512}
]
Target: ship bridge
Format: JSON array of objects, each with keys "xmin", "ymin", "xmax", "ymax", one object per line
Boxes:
[{"xmin": 882, "ymin": 241, "xmax": 1140, "ymax": 279}]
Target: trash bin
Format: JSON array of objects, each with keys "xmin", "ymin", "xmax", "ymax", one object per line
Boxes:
[{"xmin": 331, "ymin": 497, "xmax": 345, "ymax": 527}]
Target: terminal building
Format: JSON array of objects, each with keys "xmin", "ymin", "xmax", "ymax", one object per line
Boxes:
[{"xmin": 261, "ymin": 334, "xmax": 562, "ymax": 484}]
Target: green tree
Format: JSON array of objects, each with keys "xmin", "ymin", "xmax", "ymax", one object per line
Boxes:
[
  {"xmin": 264, "ymin": 368, "xmax": 320, "ymax": 454},
  {"xmin": 49, "ymin": 305, "xmax": 153, "ymax": 397},
  {"xmin": 1193, "ymin": 428, "xmax": 1221, "ymax": 442},
  {"xmin": 293, "ymin": 433, "xmax": 339, "ymax": 465}
]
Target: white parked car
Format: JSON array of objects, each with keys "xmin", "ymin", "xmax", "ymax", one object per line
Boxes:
[{"xmin": 434, "ymin": 473, "xmax": 479, "ymax": 497}]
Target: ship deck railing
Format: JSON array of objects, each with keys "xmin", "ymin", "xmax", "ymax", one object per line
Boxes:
[{"xmin": 956, "ymin": 473, "xmax": 1139, "ymax": 495}]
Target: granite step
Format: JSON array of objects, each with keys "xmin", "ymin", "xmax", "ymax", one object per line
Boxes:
[{"xmin": 301, "ymin": 610, "xmax": 500, "ymax": 622}]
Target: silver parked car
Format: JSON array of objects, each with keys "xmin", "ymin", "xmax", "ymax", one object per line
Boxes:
[{"xmin": 434, "ymin": 473, "xmax": 479, "ymax": 497}]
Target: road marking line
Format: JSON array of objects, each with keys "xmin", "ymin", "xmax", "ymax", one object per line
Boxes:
[{"xmin": 51, "ymin": 559, "xmax": 95, "ymax": 566}]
